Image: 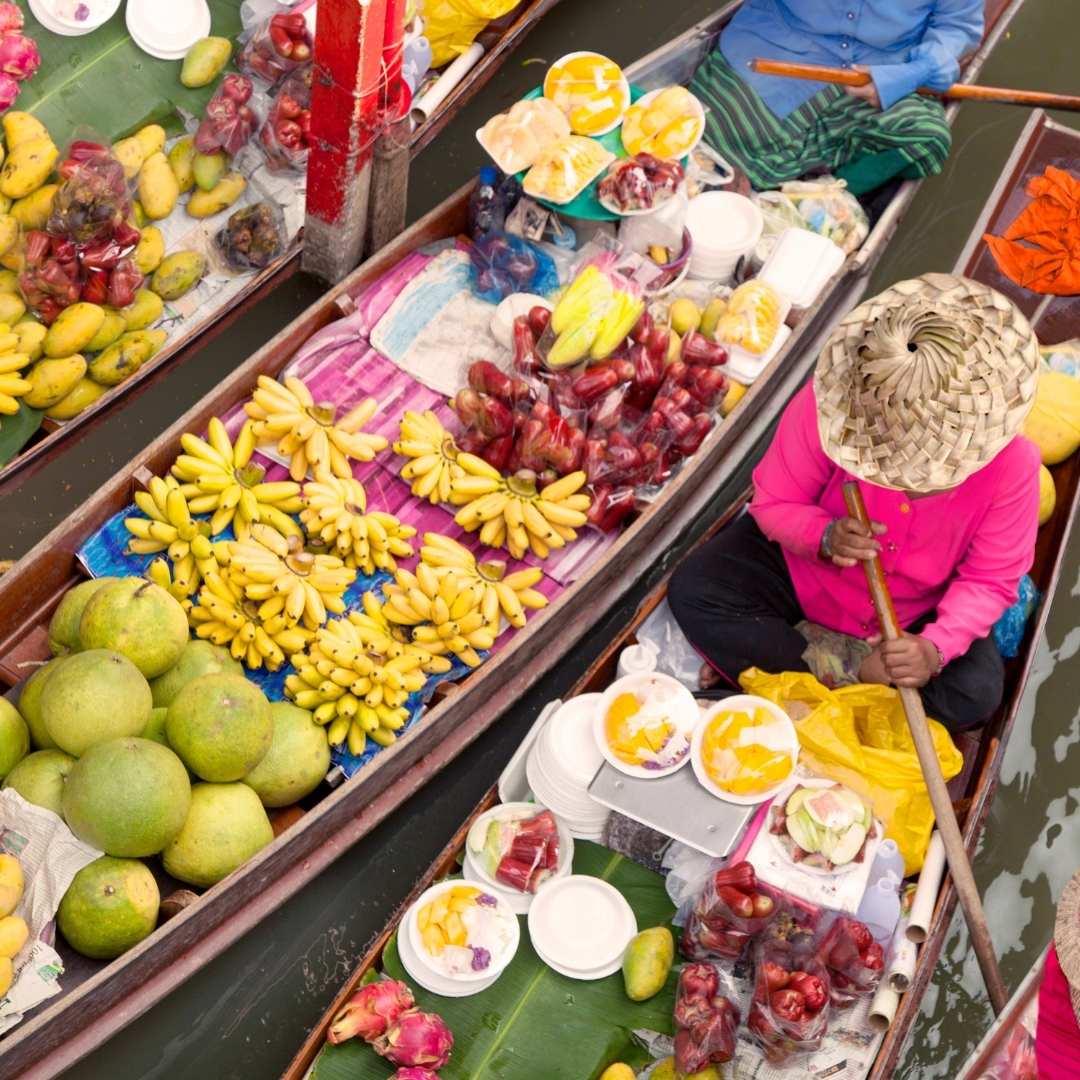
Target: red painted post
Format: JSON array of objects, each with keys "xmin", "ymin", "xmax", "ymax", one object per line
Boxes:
[{"xmin": 303, "ymin": 0, "xmax": 389, "ymax": 283}]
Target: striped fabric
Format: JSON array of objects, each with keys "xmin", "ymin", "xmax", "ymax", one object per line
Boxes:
[{"xmin": 690, "ymin": 50, "xmax": 952, "ymax": 192}]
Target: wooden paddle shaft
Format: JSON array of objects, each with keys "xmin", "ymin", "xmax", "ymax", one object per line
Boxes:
[
  {"xmin": 751, "ymin": 58, "xmax": 1080, "ymax": 112},
  {"xmin": 842, "ymin": 482, "xmax": 1009, "ymax": 1015}
]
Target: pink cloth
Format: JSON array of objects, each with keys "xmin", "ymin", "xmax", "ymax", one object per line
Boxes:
[
  {"xmin": 748, "ymin": 382, "xmax": 1041, "ymax": 664},
  {"xmin": 1036, "ymin": 945, "xmax": 1080, "ymax": 1078}
]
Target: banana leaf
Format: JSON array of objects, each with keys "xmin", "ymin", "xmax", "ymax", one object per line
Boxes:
[
  {"xmin": 0, "ymin": 401, "xmax": 41, "ymax": 465},
  {"xmin": 312, "ymin": 842, "xmax": 679, "ymax": 1080},
  {"xmin": 20, "ymin": 3, "xmax": 244, "ymax": 143}
]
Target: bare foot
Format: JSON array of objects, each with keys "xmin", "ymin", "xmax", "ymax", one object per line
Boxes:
[
  {"xmin": 699, "ymin": 662, "xmax": 723, "ymax": 689},
  {"xmin": 858, "ymin": 647, "xmax": 889, "ymax": 685}
]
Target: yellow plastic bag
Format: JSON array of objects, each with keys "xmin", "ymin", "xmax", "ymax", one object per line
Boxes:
[
  {"xmin": 421, "ymin": 0, "xmax": 521, "ymax": 68},
  {"xmin": 739, "ymin": 669, "xmax": 964, "ymax": 876}
]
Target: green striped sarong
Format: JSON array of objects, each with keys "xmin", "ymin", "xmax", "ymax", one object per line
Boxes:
[{"xmin": 690, "ymin": 51, "xmax": 951, "ymax": 195}]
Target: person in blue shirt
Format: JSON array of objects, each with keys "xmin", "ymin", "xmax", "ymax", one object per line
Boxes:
[{"xmin": 690, "ymin": 0, "xmax": 984, "ymax": 195}]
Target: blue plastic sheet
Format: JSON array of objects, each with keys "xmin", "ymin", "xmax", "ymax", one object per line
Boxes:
[{"xmin": 993, "ymin": 574, "xmax": 1040, "ymax": 659}]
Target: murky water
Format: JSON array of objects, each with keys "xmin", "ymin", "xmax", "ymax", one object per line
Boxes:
[{"xmin": 40, "ymin": 0, "xmax": 1080, "ymax": 1075}]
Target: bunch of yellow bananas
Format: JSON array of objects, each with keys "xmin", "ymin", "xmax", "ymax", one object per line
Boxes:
[
  {"xmin": 145, "ymin": 533, "xmax": 221, "ymax": 608},
  {"xmin": 220, "ymin": 523, "xmax": 355, "ymax": 631},
  {"xmin": 419, "ymin": 533, "xmax": 548, "ymax": 629},
  {"xmin": 392, "ymin": 410, "xmax": 465, "ymax": 504},
  {"xmin": 0, "ymin": 325, "xmax": 31, "ymax": 414},
  {"xmin": 188, "ymin": 570, "xmax": 313, "ymax": 671},
  {"xmin": 244, "ymin": 375, "xmax": 388, "ymax": 482},
  {"xmin": 347, "ymin": 591, "xmax": 454, "ymax": 674},
  {"xmin": 299, "ymin": 477, "xmax": 417, "ymax": 574},
  {"xmin": 284, "ymin": 608, "xmax": 445, "ymax": 755},
  {"xmin": 170, "ymin": 417, "xmax": 303, "ymax": 541},
  {"xmin": 382, "ymin": 563, "xmax": 495, "ymax": 668},
  {"xmin": 449, "ymin": 456, "xmax": 591, "ymax": 560}
]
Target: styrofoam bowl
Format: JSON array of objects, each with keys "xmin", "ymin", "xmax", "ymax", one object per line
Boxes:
[
  {"xmin": 690, "ymin": 694, "xmax": 799, "ymax": 805},
  {"xmin": 397, "ymin": 919, "xmax": 502, "ymax": 997},
  {"xmin": 545, "ymin": 693, "xmax": 605, "ymax": 782},
  {"xmin": 33, "ymin": 0, "xmax": 121, "ymax": 32},
  {"xmin": 127, "ymin": 0, "xmax": 211, "ymax": 57},
  {"xmin": 525, "ymin": 754, "xmax": 609, "ymax": 829},
  {"xmin": 406, "ymin": 879, "xmax": 520, "ymax": 984},
  {"xmin": 527, "ymin": 746, "xmax": 608, "ymax": 818},
  {"xmin": 686, "ymin": 191, "xmax": 763, "ymax": 283},
  {"xmin": 594, "ymin": 672, "xmax": 698, "ymax": 779}
]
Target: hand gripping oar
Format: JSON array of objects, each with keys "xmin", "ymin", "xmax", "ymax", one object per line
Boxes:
[
  {"xmin": 751, "ymin": 58, "xmax": 1080, "ymax": 113},
  {"xmin": 843, "ymin": 481, "xmax": 1008, "ymax": 1015}
]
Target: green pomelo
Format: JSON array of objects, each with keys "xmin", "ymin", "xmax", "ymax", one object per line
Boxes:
[
  {"xmin": 18, "ymin": 658, "xmax": 62, "ymax": 749},
  {"xmin": 165, "ymin": 674, "xmax": 271, "ymax": 782},
  {"xmin": 141, "ymin": 707, "xmax": 169, "ymax": 746},
  {"xmin": 62, "ymin": 737, "xmax": 191, "ymax": 856},
  {"xmin": 41, "ymin": 649, "xmax": 151, "ymax": 757},
  {"xmin": 243, "ymin": 702, "xmax": 330, "ymax": 808},
  {"xmin": 150, "ymin": 640, "xmax": 242, "ymax": 708},
  {"xmin": 3, "ymin": 749, "xmax": 76, "ymax": 815},
  {"xmin": 162, "ymin": 782, "xmax": 273, "ymax": 887},
  {"xmin": 79, "ymin": 578, "xmax": 190, "ymax": 679},
  {"xmin": 47, "ymin": 577, "xmax": 119, "ymax": 655},
  {"xmin": 0, "ymin": 698, "xmax": 28, "ymax": 780},
  {"xmin": 57, "ymin": 855, "xmax": 159, "ymax": 960}
]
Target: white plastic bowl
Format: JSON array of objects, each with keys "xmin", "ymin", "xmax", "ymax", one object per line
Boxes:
[
  {"xmin": 594, "ymin": 672, "xmax": 698, "ymax": 779},
  {"xmin": 690, "ymin": 693, "xmax": 799, "ymax": 805},
  {"xmin": 686, "ymin": 192, "xmax": 764, "ymax": 283}
]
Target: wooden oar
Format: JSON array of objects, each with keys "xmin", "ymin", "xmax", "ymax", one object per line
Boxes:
[
  {"xmin": 751, "ymin": 58, "xmax": 1080, "ymax": 112},
  {"xmin": 842, "ymin": 481, "xmax": 1009, "ymax": 1015}
]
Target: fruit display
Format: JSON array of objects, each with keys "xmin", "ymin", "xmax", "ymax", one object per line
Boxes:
[
  {"xmin": 216, "ymin": 201, "xmax": 286, "ymax": 270},
  {"xmin": 195, "ymin": 74, "xmax": 260, "ymax": 157},
  {"xmin": 181, "ymin": 36, "xmax": 233, "ymax": 89},
  {"xmin": 0, "ymin": 853, "xmax": 27, "ymax": 996},
  {"xmin": 769, "ymin": 784, "xmax": 876, "ymax": 871},
  {"xmin": 602, "ymin": 677, "xmax": 693, "ymax": 771},
  {"xmin": 547, "ymin": 263, "xmax": 644, "ymax": 366},
  {"xmin": 621, "ymin": 86, "xmax": 705, "ymax": 160},
  {"xmin": 542, "ymin": 52, "xmax": 629, "ymax": 137},
  {"xmin": 673, "ymin": 963, "xmax": 740, "ymax": 1072},
  {"xmin": 748, "ymin": 942, "xmax": 831, "ymax": 1064},
  {"xmin": 714, "ymin": 280, "xmax": 785, "ymax": 355},
  {"xmin": 259, "ymin": 68, "xmax": 314, "ymax": 173},
  {"xmin": 244, "ymin": 375, "xmax": 388, "ymax": 483},
  {"xmin": 415, "ymin": 883, "xmax": 516, "ymax": 977},
  {"xmin": 697, "ymin": 703, "xmax": 795, "ymax": 797},
  {"xmin": 681, "ymin": 861, "xmax": 780, "ymax": 962},
  {"xmin": 816, "ymin": 916, "xmax": 884, "ymax": 1006},
  {"xmin": 466, "ymin": 807, "xmax": 560, "ymax": 893},
  {"xmin": 522, "ymin": 135, "xmax": 615, "ymax": 205},
  {"xmin": 622, "ymin": 926, "xmax": 675, "ymax": 1002},
  {"xmin": 56, "ymin": 856, "xmax": 159, "ymax": 960},
  {"xmin": 0, "ymin": 4, "xmax": 39, "ymax": 112},
  {"xmin": 238, "ymin": 10, "xmax": 313, "ymax": 84},
  {"xmin": 393, "ymin": 410, "xmax": 466, "ymax": 504},
  {"xmin": 598, "ymin": 154, "xmax": 684, "ymax": 214},
  {"xmin": 1024, "ymin": 368, "xmax": 1080, "ymax": 464},
  {"xmin": 477, "ymin": 97, "xmax": 570, "ymax": 175}
]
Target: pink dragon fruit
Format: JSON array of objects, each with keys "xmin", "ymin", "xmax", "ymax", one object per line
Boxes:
[
  {"xmin": 373, "ymin": 1010, "xmax": 454, "ymax": 1070},
  {"xmin": 326, "ymin": 979, "xmax": 415, "ymax": 1045},
  {"xmin": 0, "ymin": 4, "xmax": 22, "ymax": 32},
  {"xmin": 392, "ymin": 1070, "xmax": 441, "ymax": 1080},
  {"xmin": 0, "ymin": 32, "xmax": 39, "ymax": 80},
  {"xmin": 0, "ymin": 71, "xmax": 17, "ymax": 110}
]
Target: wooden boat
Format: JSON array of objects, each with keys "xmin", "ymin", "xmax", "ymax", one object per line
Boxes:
[
  {"xmin": 0, "ymin": 0, "xmax": 562, "ymax": 491},
  {"xmin": 285, "ymin": 102, "xmax": 1080, "ymax": 1080},
  {"xmin": 958, "ymin": 950, "xmax": 1045, "ymax": 1079},
  {"xmin": 0, "ymin": 4, "xmax": 1025, "ymax": 1076}
]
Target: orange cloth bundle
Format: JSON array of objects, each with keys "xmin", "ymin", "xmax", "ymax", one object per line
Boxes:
[{"xmin": 985, "ymin": 165, "xmax": 1080, "ymax": 296}]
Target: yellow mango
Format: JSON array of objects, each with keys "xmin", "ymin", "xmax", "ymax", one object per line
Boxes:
[
  {"xmin": 132, "ymin": 226, "xmax": 165, "ymax": 275},
  {"xmin": 134, "ymin": 124, "xmax": 166, "ymax": 160},
  {"xmin": 0, "ymin": 854, "xmax": 23, "ymax": 917},
  {"xmin": 0, "ymin": 957, "xmax": 10, "ymax": 997},
  {"xmin": 138, "ymin": 152, "xmax": 180, "ymax": 221},
  {"xmin": 187, "ymin": 173, "xmax": 246, "ymax": 219},
  {"xmin": 168, "ymin": 136, "xmax": 197, "ymax": 194},
  {"xmin": 10, "ymin": 184, "xmax": 57, "ymax": 231},
  {"xmin": 120, "ymin": 288, "xmax": 165, "ymax": 330},
  {"xmin": 0, "ymin": 195, "xmax": 10, "ymax": 214},
  {"xmin": 0, "ymin": 271, "xmax": 17, "ymax": 294},
  {"xmin": 111, "ymin": 136, "xmax": 146, "ymax": 181},
  {"xmin": 45, "ymin": 376, "xmax": 107, "ymax": 420},
  {"xmin": 84, "ymin": 310, "xmax": 126, "ymax": 353},
  {"xmin": 88, "ymin": 331, "xmax": 164, "ymax": 386},
  {"xmin": 600, "ymin": 1067, "xmax": 636, "ymax": 1080},
  {"xmin": 0, "ymin": 293, "xmax": 25, "ymax": 325},
  {"xmin": 0, "ymin": 245, "xmax": 22, "ymax": 273},
  {"xmin": 14, "ymin": 320, "xmax": 45, "ymax": 361},
  {"xmin": 0, "ymin": 214, "xmax": 17, "ymax": 257},
  {"xmin": 44, "ymin": 302, "xmax": 106, "ymax": 358},
  {"xmin": 2, "ymin": 112, "xmax": 49, "ymax": 150},
  {"xmin": 23, "ymin": 354, "xmax": 87, "ymax": 408},
  {"xmin": 181, "ymin": 37, "xmax": 233, "ymax": 88},
  {"xmin": 1, "ymin": 137, "xmax": 59, "ymax": 199},
  {"xmin": 131, "ymin": 200, "xmax": 147, "ymax": 228},
  {"xmin": 192, "ymin": 151, "xmax": 227, "ymax": 192},
  {"xmin": 720, "ymin": 378, "xmax": 747, "ymax": 417},
  {"xmin": 0, "ymin": 915, "xmax": 27, "ymax": 959},
  {"xmin": 1024, "ymin": 370, "xmax": 1080, "ymax": 464},
  {"xmin": 150, "ymin": 252, "xmax": 206, "ymax": 301},
  {"xmin": 1039, "ymin": 464, "xmax": 1056, "ymax": 525}
]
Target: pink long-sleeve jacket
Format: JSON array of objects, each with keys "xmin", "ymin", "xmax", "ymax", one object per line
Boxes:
[{"xmin": 749, "ymin": 382, "xmax": 1041, "ymax": 663}]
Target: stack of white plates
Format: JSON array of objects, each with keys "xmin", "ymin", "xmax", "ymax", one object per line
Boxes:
[
  {"xmin": 28, "ymin": 0, "xmax": 121, "ymax": 35},
  {"xmin": 524, "ymin": 694, "xmax": 609, "ymax": 841},
  {"xmin": 126, "ymin": 0, "xmax": 211, "ymax": 60},
  {"xmin": 527, "ymin": 876, "xmax": 637, "ymax": 980},
  {"xmin": 398, "ymin": 879, "xmax": 520, "ymax": 997},
  {"xmin": 462, "ymin": 802, "xmax": 575, "ymax": 915},
  {"xmin": 686, "ymin": 191, "xmax": 764, "ymax": 283}
]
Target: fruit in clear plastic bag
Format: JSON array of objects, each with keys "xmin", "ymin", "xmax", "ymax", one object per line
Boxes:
[
  {"xmin": 715, "ymin": 281, "xmax": 784, "ymax": 355},
  {"xmin": 543, "ymin": 52, "xmax": 629, "ymax": 136}
]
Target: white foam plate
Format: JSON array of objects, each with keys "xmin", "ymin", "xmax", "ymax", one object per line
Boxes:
[
  {"xmin": 690, "ymin": 694, "xmax": 799, "ymax": 805},
  {"xmin": 527, "ymin": 875, "xmax": 636, "ymax": 974},
  {"xmin": 127, "ymin": 0, "xmax": 210, "ymax": 58},
  {"xmin": 525, "ymin": 751, "xmax": 608, "ymax": 824},
  {"xmin": 546, "ymin": 693, "xmax": 605, "ymax": 782},
  {"xmin": 28, "ymin": 0, "xmax": 99, "ymax": 35},
  {"xmin": 397, "ymin": 918, "xmax": 501, "ymax": 997},
  {"xmin": 594, "ymin": 672, "xmax": 698, "ymax": 779},
  {"xmin": 531, "ymin": 933, "xmax": 624, "ymax": 981}
]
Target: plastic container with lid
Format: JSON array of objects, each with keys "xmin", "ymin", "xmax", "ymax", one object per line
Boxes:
[{"xmin": 758, "ymin": 227, "xmax": 846, "ymax": 310}]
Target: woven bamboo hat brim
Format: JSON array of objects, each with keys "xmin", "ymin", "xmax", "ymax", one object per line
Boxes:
[
  {"xmin": 1054, "ymin": 871, "xmax": 1080, "ymax": 1023},
  {"xmin": 814, "ymin": 273, "xmax": 1040, "ymax": 493}
]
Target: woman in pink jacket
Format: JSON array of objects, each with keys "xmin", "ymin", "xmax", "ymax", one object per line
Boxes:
[{"xmin": 669, "ymin": 274, "xmax": 1041, "ymax": 730}]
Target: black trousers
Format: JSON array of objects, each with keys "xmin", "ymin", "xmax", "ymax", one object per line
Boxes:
[{"xmin": 668, "ymin": 513, "xmax": 1004, "ymax": 732}]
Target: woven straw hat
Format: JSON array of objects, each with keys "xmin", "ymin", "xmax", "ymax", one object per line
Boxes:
[
  {"xmin": 1055, "ymin": 872, "xmax": 1080, "ymax": 1023},
  {"xmin": 814, "ymin": 273, "xmax": 1040, "ymax": 493}
]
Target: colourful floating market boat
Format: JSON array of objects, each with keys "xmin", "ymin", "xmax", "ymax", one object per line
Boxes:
[{"xmin": 0, "ymin": 2, "xmax": 1030, "ymax": 1076}]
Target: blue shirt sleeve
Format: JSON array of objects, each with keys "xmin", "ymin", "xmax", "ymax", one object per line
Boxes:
[{"xmin": 869, "ymin": 0, "xmax": 984, "ymax": 111}]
